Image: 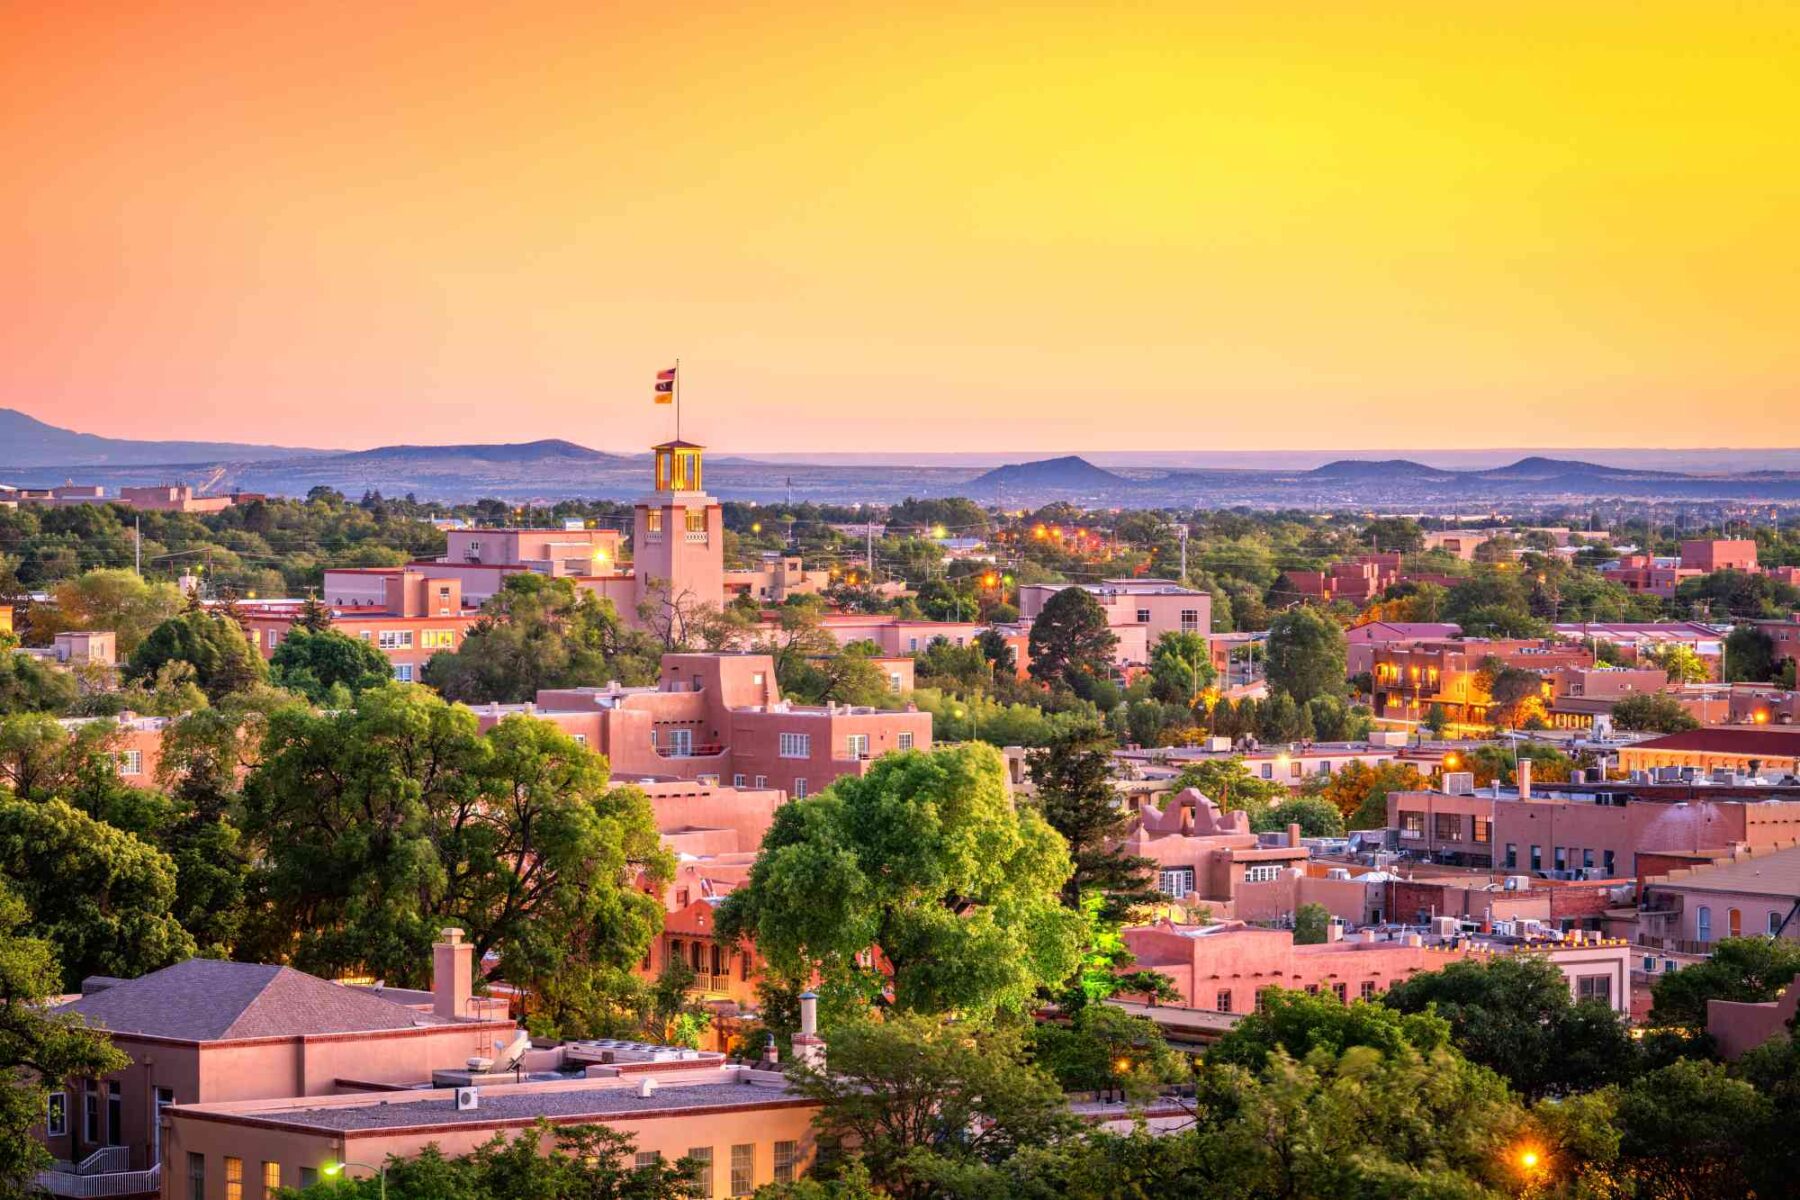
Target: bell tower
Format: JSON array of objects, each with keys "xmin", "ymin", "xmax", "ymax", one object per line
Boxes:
[{"xmin": 632, "ymin": 440, "xmax": 724, "ymax": 620}]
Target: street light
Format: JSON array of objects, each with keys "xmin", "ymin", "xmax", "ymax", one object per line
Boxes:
[{"xmin": 323, "ymin": 1160, "xmax": 386, "ymax": 1200}]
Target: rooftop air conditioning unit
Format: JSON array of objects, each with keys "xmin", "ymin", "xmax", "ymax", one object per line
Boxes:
[
  {"xmin": 1442, "ymin": 771, "xmax": 1475, "ymax": 796},
  {"xmin": 455, "ymin": 1087, "xmax": 479, "ymax": 1111}
]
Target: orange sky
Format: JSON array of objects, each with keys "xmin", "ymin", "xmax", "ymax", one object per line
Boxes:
[{"xmin": 2, "ymin": 2, "xmax": 1795, "ymax": 454}]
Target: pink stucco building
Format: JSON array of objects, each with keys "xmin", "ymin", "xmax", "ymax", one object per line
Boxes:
[
  {"xmin": 1640, "ymin": 840, "xmax": 1800, "ymax": 949},
  {"xmin": 1017, "ymin": 578, "xmax": 1211, "ymax": 667},
  {"xmin": 475, "ymin": 651, "xmax": 932, "ymax": 799},
  {"xmin": 1118, "ymin": 788, "xmax": 1309, "ymax": 912}
]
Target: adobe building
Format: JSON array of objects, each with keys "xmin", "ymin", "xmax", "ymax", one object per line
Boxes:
[
  {"xmin": 1118, "ymin": 788, "xmax": 1309, "ymax": 914},
  {"xmin": 1017, "ymin": 578, "xmax": 1212, "ymax": 668},
  {"xmin": 1708, "ymin": 972, "xmax": 1800, "ymax": 1059},
  {"xmin": 1118, "ymin": 920, "xmax": 1631, "ymax": 1016},
  {"xmin": 238, "ymin": 571, "xmax": 481, "ymax": 682},
  {"xmin": 36, "ymin": 933, "xmax": 515, "ymax": 1194},
  {"xmin": 1640, "ymin": 840, "xmax": 1800, "ymax": 949},
  {"xmin": 1679, "ymin": 539, "xmax": 1759, "ymax": 573},
  {"xmin": 1615, "ymin": 727, "xmax": 1800, "ymax": 778},
  {"xmin": 1367, "ymin": 637, "xmax": 1593, "ymax": 726},
  {"xmin": 474, "ymin": 651, "xmax": 932, "ymax": 799},
  {"xmin": 1344, "ymin": 620, "xmax": 1463, "ymax": 677}
]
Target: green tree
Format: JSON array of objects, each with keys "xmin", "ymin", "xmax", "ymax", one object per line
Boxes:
[
  {"xmin": 1722, "ymin": 625, "xmax": 1777, "ymax": 683},
  {"xmin": 0, "ymin": 880, "xmax": 128, "ymax": 1193},
  {"xmin": 1208, "ymin": 986, "xmax": 1449, "ymax": 1071},
  {"xmin": 1259, "ymin": 794, "xmax": 1344, "ymax": 839},
  {"xmin": 1263, "ymin": 606, "xmax": 1346, "ymax": 703},
  {"xmin": 1381, "ymin": 954, "xmax": 1637, "ymax": 1099},
  {"xmin": 1024, "ymin": 725, "xmax": 1158, "ymax": 922},
  {"xmin": 0, "ymin": 653, "xmax": 79, "ymax": 716},
  {"xmin": 1169, "ymin": 758, "xmax": 1288, "ymax": 820},
  {"xmin": 1648, "ymin": 935, "xmax": 1800, "ymax": 1031},
  {"xmin": 1026, "ymin": 588, "xmax": 1118, "ymax": 696},
  {"xmin": 1031, "ymin": 1002, "xmax": 1186, "ymax": 1101},
  {"xmin": 716, "ymin": 744, "xmax": 1083, "ymax": 1019},
  {"xmin": 425, "ymin": 574, "xmax": 656, "ymax": 703},
  {"xmin": 785, "ymin": 1013, "xmax": 1077, "ymax": 1200},
  {"xmin": 1304, "ymin": 759, "xmax": 1429, "ymax": 830},
  {"xmin": 1146, "ymin": 630, "xmax": 1215, "ymax": 705},
  {"xmin": 1612, "ymin": 1059, "xmax": 1775, "ymax": 1200},
  {"xmin": 1647, "ymin": 642, "xmax": 1711, "ymax": 684},
  {"xmin": 39, "ymin": 569, "xmax": 184, "ymax": 655},
  {"xmin": 0, "ymin": 797, "xmax": 194, "ymax": 990},
  {"xmin": 1292, "ymin": 901, "xmax": 1332, "ymax": 944},
  {"xmin": 240, "ymin": 685, "xmax": 671, "ymax": 1003},
  {"xmin": 1610, "ymin": 691, "xmax": 1701, "ymax": 733},
  {"xmin": 126, "ymin": 609, "xmax": 267, "ymax": 702},
  {"xmin": 269, "ymin": 626, "xmax": 394, "ymax": 702}
]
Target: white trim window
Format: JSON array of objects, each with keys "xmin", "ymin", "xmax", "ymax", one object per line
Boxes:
[
  {"xmin": 754, "ymin": 775, "xmax": 767, "ymax": 788},
  {"xmin": 1245, "ymin": 864, "xmax": 1284, "ymax": 884},
  {"xmin": 392, "ymin": 663, "xmax": 414, "ymax": 682},
  {"xmin": 665, "ymin": 729, "xmax": 693, "ymax": 757},
  {"xmin": 846, "ymin": 734, "xmax": 870, "ymax": 758},
  {"xmin": 1158, "ymin": 867, "xmax": 1195, "ymax": 899},
  {"xmin": 793, "ymin": 778, "xmax": 808, "ymax": 798},
  {"xmin": 377, "ymin": 630, "xmax": 414, "ymax": 650},
  {"xmin": 732, "ymin": 774, "xmax": 746, "ymax": 787},
  {"xmin": 46, "ymin": 1092, "xmax": 67, "ymax": 1138},
  {"xmin": 116, "ymin": 749, "xmax": 143, "ymax": 777},
  {"xmin": 779, "ymin": 732, "xmax": 811, "ymax": 759},
  {"xmin": 897, "ymin": 731, "xmax": 915, "ymax": 751}
]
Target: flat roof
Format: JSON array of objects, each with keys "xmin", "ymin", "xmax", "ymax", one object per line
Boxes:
[{"xmin": 210, "ymin": 1075, "xmax": 807, "ymax": 1134}]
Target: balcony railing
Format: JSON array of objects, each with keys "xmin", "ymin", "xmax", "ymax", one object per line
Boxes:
[{"xmin": 35, "ymin": 1162, "xmax": 159, "ymax": 1198}]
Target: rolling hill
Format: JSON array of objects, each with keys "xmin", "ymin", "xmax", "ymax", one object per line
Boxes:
[{"xmin": 0, "ymin": 407, "xmax": 326, "ymax": 468}]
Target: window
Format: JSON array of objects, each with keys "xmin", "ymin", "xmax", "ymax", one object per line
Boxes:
[
  {"xmin": 733, "ymin": 773, "xmax": 746, "ymax": 787},
  {"xmin": 752, "ymin": 671, "xmax": 765, "ymax": 686},
  {"xmin": 1180, "ymin": 609, "xmax": 1201, "ymax": 632},
  {"xmin": 1729, "ymin": 908, "xmax": 1742, "ymax": 938},
  {"xmin": 263, "ymin": 1162, "xmax": 281, "ymax": 1199},
  {"xmin": 1697, "ymin": 906, "xmax": 1712, "ymax": 942},
  {"xmin": 225, "ymin": 1156, "xmax": 244, "ymax": 1200},
  {"xmin": 1360, "ymin": 981, "xmax": 1377, "ymax": 1000},
  {"xmin": 1400, "ymin": 811, "xmax": 1424, "ymax": 839},
  {"xmin": 779, "ymin": 732, "xmax": 811, "ymax": 758},
  {"xmin": 299, "ymin": 1168, "xmax": 318, "ymax": 1190},
  {"xmin": 666, "ymin": 728, "xmax": 693, "ymax": 757},
  {"xmin": 1318, "ymin": 760, "xmax": 1332, "ymax": 775},
  {"xmin": 888, "ymin": 672, "xmax": 904, "ymax": 694},
  {"xmin": 1603, "ymin": 849, "xmax": 1616, "ymax": 876},
  {"xmin": 793, "ymin": 778, "xmax": 808, "ymax": 798},
  {"xmin": 908, "ymin": 637, "xmax": 919, "ymax": 652},
  {"xmin": 1643, "ymin": 955, "xmax": 1657, "ymax": 973},
  {"xmin": 46, "ymin": 1092, "xmax": 67, "ymax": 1138},
  {"xmin": 1290, "ymin": 760, "xmax": 1302, "ymax": 778},
  {"xmin": 1216, "ymin": 989, "xmax": 1233, "ymax": 1013},
  {"xmin": 571, "ymin": 733, "xmax": 587, "ymax": 746},
  {"xmin": 1530, "ymin": 845, "xmax": 1542, "ymax": 872},
  {"xmin": 392, "ymin": 663, "xmax": 414, "ymax": 682},
  {"xmin": 647, "ymin": 510, "xmax": 663, "ymax": 533},
  {"xmin": 1433, "ymin": 813, "xmax": 1462, "ymax": 842},
  {"xmin": 1473, "ymin": 816, "xmax": 1491, "ymax": 844},
  {"xmin": 686, "ymin": 1148, "xmax": 712, "ymax": 1194},
  {"xmin": 1260, "ymin": 762, "xmax": 1273, "ymax": 779},
  {"xmin": 1136, "ymin": 608, "xmax": 1151, "ymax": 623},
  {"xmin": 754, "ymin": 775, "xmax": 767, "ymax": 788},
  {"xmin": 377, "ymin": 629, "xmax": 414, "ymax": 649},
  {"xmin": 106, "ymin": 1081, "xmax": 120, "ymax": 1145},
  {"xmin": 83, "ymin": 1080, "xmax": 98, "ymax": 1142},
  {"xmin": 1159, "ymin": 867, "xmax": 1195, "ymax": 898},
  {"xmin": 1245, "ymin": 864, "xmax": 1283, "ymax": 884},
  {"xmin": 420, "ymin": 629, "xmax": 456, "ymax": 649},
  {"xmin": 188, "ymin": 1154, "xmax": 205, "ymax": 1200},
  {"xmin": 1504, "ymin": 843, "xmax": 1518, "ymax": 869},
  {"xmin": 1333, "ymin": 982, "xmax": 1348, "ymax": 1003},
  {"xmin": 1553, "ymin": 847, "xmax": 1567, "ymax": 871},
  {"xmin": 117, "ymin": 749, "xmax": 142, "ymax": 776},
  {"xmin": 154, "ymin": 1088, "xmax": 174, "ymax": 1169},
  {"xmin": 730, "ymin": 1144, "xmax": 754, "ymax": 1195},
  {"xmin": 897, "ymin": 731, "xmax": 915, "ymax": 751},
  {"xmin": 846, "ymin": 733, "xmax": 870, "ymax": 758},
  {"xmin": 436, "ymin": 586, "xmax": 453, "ymax": 614},
  {"xmin": 775, "ymin": 1141, "xmax": 797, "ymax": 1184},
  {"xmin": 1577, "ymin": 975, "xmax": 1612, "ymax": 1005},
  {"xmin": 635, "ymin": 1151, "xmax": 662, "ymax": 1169},
  {"xmin": 686, "ymin": 509, "xmax": 707, "ymax": 533},
  {"xmin": 1772, "ymin": 911, "xmax": 1785, "ymax": 936}
]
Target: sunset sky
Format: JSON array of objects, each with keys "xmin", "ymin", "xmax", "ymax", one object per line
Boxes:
[{"xmin": 3, "ymin": 2, "xmax": 1795, "ymax": 454}]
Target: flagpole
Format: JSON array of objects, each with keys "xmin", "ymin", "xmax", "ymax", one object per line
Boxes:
[{"xmin": 675, "ymin": 357, "xmax": 682, "ymax": 442}]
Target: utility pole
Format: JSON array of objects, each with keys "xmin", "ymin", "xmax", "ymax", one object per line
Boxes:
[
  {"xmin": 867, "ymin": 519, "xmax": 874, "ymax": 581},
  {"xmin": 134, "ymin": 516, "xmax": 141, "ymax": 575},
  {"xmin": 1177, "ymin": 524, "xmax": 1189, "ymax": 582}
]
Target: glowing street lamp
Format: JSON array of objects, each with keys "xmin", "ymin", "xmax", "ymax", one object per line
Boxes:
[{"xmin": 322, "ymin": 1160, "xmax": 386, "ymax": 1200}]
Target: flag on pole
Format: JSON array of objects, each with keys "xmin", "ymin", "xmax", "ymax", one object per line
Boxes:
[{"xmin": 654, "ymin": 366, "xmax": 676, "ymax": 403}]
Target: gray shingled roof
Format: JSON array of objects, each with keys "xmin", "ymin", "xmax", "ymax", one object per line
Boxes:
[
  {"xmin": 273, "ymin": 1080, "xmax": 802, "ymax": 1131},
  {"xmin": 63, "ymin": 959, "xmax": 446, "ymax": 1041}
]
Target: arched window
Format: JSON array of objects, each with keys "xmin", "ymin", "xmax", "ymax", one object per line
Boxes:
[{"xmin": 1696, "ymin": 906, "xmax": 1712, "ymax": 943}]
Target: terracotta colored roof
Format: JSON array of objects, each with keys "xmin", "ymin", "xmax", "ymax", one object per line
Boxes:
[
  {"xmin": 1628, "ymin": 729, "xmax": 1800, "ymax": 757},
  {"xmin": 63, "ymin": 959, "xmax": 446, "ymax": 1042}
]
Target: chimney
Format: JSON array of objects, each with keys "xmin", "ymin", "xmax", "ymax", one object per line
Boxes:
[
  {"xmin": 432, "ymin": 927, "xmax": 473, "ymax": 1020},
  {"xmin": 792, "ymin": 990, "xmax": 827, "ymax": 1071},
  {"xmin": 1287, "ymin": 822, "xmax": 1302, "ymax": 848},
  {"xmin": 1517, "ymin": 758, "xmax": 1532, "ymax": 800}
]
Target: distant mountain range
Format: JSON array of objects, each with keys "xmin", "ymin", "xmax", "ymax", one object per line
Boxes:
[
  {"xmin": 0, "ymin": 407, "xmax": 326, "ymax": 467},
  {"xmin": 2, "ymin": 408, "xmax": 1799, "ymax": 507}
]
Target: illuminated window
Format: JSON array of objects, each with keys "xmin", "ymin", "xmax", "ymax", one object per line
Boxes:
[
  {"xmin": 647, "ymin": 510, "xmax": 664, "ymax": 533},
  {"xmin": 225, "ymin": 1157, "xmax": 243, "ymax": 1200},
  {"xmin": 686, "ymin": 509, "xmax": 707, "ymax": 534},
  {"xmin": 420, "ymin": 629, "xmax": 456, "ymax": 649},
  {"xmin": 262, "ymin": 1161, "xmax": 281, "ymax": 1199}
]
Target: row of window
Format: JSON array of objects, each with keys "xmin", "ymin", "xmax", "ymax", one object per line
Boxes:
[
  {"xmin": 1132, "ymin": 608, "xmax": 1203, "ymax": 630},
  {"xmin": 1695, "ymin": 905, "xmax": 1785, "ymax": 942},
  {"xmin": 188, "ymin": 1154, "xmax": 296, "ymax": 1200},
  {"xmin": 775, "ymin": 731, "xmax": 914, "ymax": 759},
  {"xmin": 1260, "ymin": 756, "xmax": 1394, "ymax": 780},
  {"xmin": 46, "ymin": 1079, "xmax": 125, "ymax": 1144},
  {"xmin": 1500, "ymin": 844, "xmax": 1618, "ymax": 876}
]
